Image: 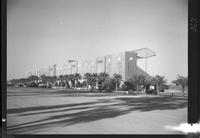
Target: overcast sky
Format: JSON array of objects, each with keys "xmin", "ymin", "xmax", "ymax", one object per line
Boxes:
[{"xmin": 7, "ymin": 0, "xmax": 188, "ymax": 83}]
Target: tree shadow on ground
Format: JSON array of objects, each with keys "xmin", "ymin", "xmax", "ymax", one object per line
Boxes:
[
  {"xmin": 7, "ymin": 88, "xmax": 124, "ymax": 98},
  {"xmin": 7, "ymin": 96, "xmax": 187, "ymax": 134},
  {"xmin": 7, "ymin": 89, "xmax": 68, "ymax": 97},
  {"xmin": 17, "ymin": 99, "xmax": 117, "ymax": 116},
  {"xmin": 7, "ymin": 100, "xmax": 114, "ymax": 114},
  {"xmin": 113, "ymin": 96, "xmax": 187, "ymax": 111},
  {"xmin": 7, "ymin": 106, "xmax": 126, "ymax": 134}
]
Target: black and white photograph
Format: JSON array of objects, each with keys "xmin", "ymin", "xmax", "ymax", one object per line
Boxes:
[{"xmin": 6, "ymin": 0, "xmax": 194, "ymax": 134}]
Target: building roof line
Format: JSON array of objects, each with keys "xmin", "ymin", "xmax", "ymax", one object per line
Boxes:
[{"xmin": 131, "ymin": 48, "xmax": 156, "ymax": 59}]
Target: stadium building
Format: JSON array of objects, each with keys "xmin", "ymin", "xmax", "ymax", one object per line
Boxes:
[
  {"xmin": 27, "ymin": 64, "xmax": 57, "ymax": 77},
  {"xmin": 27, "ymin": 48, "xmax": 156, "ymax": 81}
]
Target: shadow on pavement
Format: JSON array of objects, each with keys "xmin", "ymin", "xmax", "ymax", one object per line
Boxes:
[
  {"xmin": 7, "ymin": 95, "xmax": 187, "ymax": 134},
  {"xmin": 7, "ymin": 87, "xmax": 124, "ymax": 98}
]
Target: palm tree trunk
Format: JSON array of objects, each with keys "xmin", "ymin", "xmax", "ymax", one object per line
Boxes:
[
  {"xmin": 136, "ymin": 85, "xmax": 139, "ymax": 94},
  {"xmin": 182, "ymin": 86, "xmax": 185, "ymax": 97},
  {"xmin": 157, "ymin": 85, "xmax": 160, "ymax": 96},
  {"xmin": 74, "ymin": 80, "xmax": 77, "ymax": 89},
  {"xmin": 65, "ymin": 80, "xmax": 68, "ymax": 89},
  {"xmin": 86, "ymin": 83, "xmax": 89, "ymax": 90},
  {"xmin": 116, "ymin": 84, "xmax": 118, "ymax": 91}
]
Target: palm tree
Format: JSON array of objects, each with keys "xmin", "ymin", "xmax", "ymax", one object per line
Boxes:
[
  {"xmin": 172, "ymin": 75, "xmax": 188, "ymax": 97},
  {"xmin": 74, "ymin": 73, "xmax": 82, "ymax": 88},
  {"xmin": 59, "ymin": 75, "xmax": 64, "ymax": 80},
  {"xmin": 83, "ymin": 73, "xmax": 92, "ymax": 89},
  {"xmin": 83, "ymin": 73, "xmax": 98, "ymax": 91},
  {"xmin": 151, "ymin": 75, "xmax": 167, "ymax": 96},
  {"xmin": 52, "ymin": 76, "xmax": 57, "ymax": 87},
  {"xmin": 130, "ymin": 75, "xmax": 148, "ymax": 93},
  {"xmin": 91, "ymin": 73, "xmax": 98, "ymax": 90},
  {"xmin": 103, "ymin": 77, "xmax": 115, "ymax": 91},
  {"xmin": 97, "ymin": 72, "xmax": 110, "ymax": 91},
  {"xmin": 63, "ymin": 74, "xmax": 70, "ymax": 88},
  {"xmin": 14, "ymin": 79, "xmax": 20, "ymax": 85},
  {"xmin": 28, "ymin": 75, "xmax": 39, "ymax": 87},
  {"xmin": 28, "ymin": 75, "xmax": 39, "ymax": 82},
  {"xmin": 40, "ymin": 75, "xmax": 48, "ymax": 87},
  {"xmin": 10, "ymin": 79, "xmax": 17, "ymax": 84},
  {"xmin": 97, "ymin": 72, "xmax": 109, "ymax": 83},
  {"xmin": 45, "ymin": 76, "xmax": 53, "ymax": 88},
  {"xmin": 59, "ymin": 75, "xmax": 65, "ymax": 87},
  {"xmin": 112, "ymin": 74, "xmax": 122, "ymax": 91},
  {"xmin": 19, "ymin": 78, "xmax": 26, "ymax": 83},
  {"xmin": 124, "ymin": 80, "xmax": 136, "ymax": 91},
  {"xmin": 19, "ymin": 78, "xmax": 28, "ymax": 87},
  {"xmin": 68, "ymin": 74, "xmax": 75, "ymax": 88}
]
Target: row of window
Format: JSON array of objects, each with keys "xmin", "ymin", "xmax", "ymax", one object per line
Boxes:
[{"xmin": 97, "ymin": 60, "xmax": 103, "ymax": 63}]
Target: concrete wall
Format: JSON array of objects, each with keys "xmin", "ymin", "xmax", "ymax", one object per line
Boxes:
[
  {"xmin": 96, "ymin": 57, "xmax": 106, "ymax": 74},
  {"xmin": 136, "ymin": 66, "xmax": 153, "ymax": 81},
  {"xmin": 78, "ymin": 59, "xmax": 96, "ymax": 75},
  {"xmin": 104, "ymin": 52, "xmax": 126, "ymax": 80},
  {"xmin": 105, "ymin": 54, "xmax": 112, "ymax": 74},
  {"xmin": 30, "ymin": 50, "xmax": 153, "ymax": 81},
  {"xmin": 125, "ymin": 51, "xmax": 137, "ymax": 81},
  {"xmin": 48, "ymin": 64, "xmax": 57, "ymax": 76}
]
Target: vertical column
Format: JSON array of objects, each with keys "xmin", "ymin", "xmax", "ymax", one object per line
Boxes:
[
  {"xmin": 53, "ymin": 64, "xmax": 56, "ymax": 76},
  {"xmin": 104, "ymin": 56, "xmax": 106, "ymax": 73},
  {"xmin": 125, "ymin": 51, "xmax": 137, "ymax": 81}
]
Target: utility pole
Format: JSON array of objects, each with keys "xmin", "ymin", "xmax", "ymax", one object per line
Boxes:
[
  {"xmin": 76, "ymin": 60, "xmax": 78, "ymax": 73},
  {"xmin": 68, "ymin": 59, "xmax": 77, "ymax": 74},
  {"xmin": 145, "ymin": 46, "xmax": 147, "ymax": 73}
]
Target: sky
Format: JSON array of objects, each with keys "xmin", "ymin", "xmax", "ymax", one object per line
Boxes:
[{"xmin": 7, "ymin": 0, "xmax": 188, "ymax": 83}]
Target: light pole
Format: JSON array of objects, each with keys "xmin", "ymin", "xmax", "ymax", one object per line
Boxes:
[
  {"xmin": 76, "ymin": 60, "xmax": 78, "ymax": 73},
  {"xmin": 68, "ymin": 59, "xmax": 78, "ymax": 74},
  {"xmin": 145, "ymin": 46, "xmax": 147, "ymax": 74}
]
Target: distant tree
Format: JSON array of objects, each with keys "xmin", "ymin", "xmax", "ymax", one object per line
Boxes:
[
  {"xmin": 124, "ymin": 80, "xmax": 136, "ymax": 91},
  {"xmin": 28, "ymin": 75, "xmax": 39, "ymax": 82},
  {"xmin": 83, "ymin": 73, "xmax": 98, "ymax": 91},
  {"xmin": 10, "ymin": 79, "xmax": 17, "ymax": 84},
  {"xmin": 45, "ymin": 76, "xmax": 54, "ymax": 88},
  {"xmin": 13, "ymin": 79, "xmax": 21, "ymax": 85},
  {"xmin": 47, "ymin": 76, "xmax": 53, "ymax": 83},
  {"xmin": 59, "ymin": 75, "xmax": 65, "ymax": 87},
  {"xmin": 103, "ymin": 77, "xmax": 115, "ymax": 91},
  {"xmin": 68, "ymin": 74, "xmax": 75, "ymax": 88},
  {"xmin": 40, "ymin": 75, "xmax": 48, "ymax": 87},
  {"xmin": 28, "ymin": 75, "xmax": 39, "ymax": 87},
  {"xmin": 97, "ymin": 72, "xmax": 110, "ymax": 83},
  {"xmin": 151, "ymin": 75, "xmax": 167, "ymax": 96},
  {"xmin": 63, "ymin": 74, "xmax": 70, "ymax": 88},
  {"xmin": 53, "ymin": 75, "xmax": 57, "ymax": 81},
  {"xmin": 59, "ymin": 75, "xmax": 64, "ymax": 80},
  {"xmin": 97, "ymin": 73, "xmax": 110, "ymax": 91},
  {"xmin": 91, "ymin": 73, "xmax": 98, "ymax": 90},
  {"xmin": 52, "ymin": 76, "xmax": 57, "ymax": 87},
  {"xmin": 172, "ymin": 75, "xmax": 188, "ymax": 97},
  {"xmin": 129, "ymin": 75, "xmax": 148, "ymax": 93},
  {"xmin": 112, "ymin": 74, "xmax": 122, "ymax": 91},
  {"xmin": 74, "ymin": 73, "xmax": 82, "ymax": 88},
  {"xmin": 83, "ymin": 73, "xmax": 92, "ymax": 89},
  {"xmin": 19, "ymin": 78, "xmax": 27, "ymax": 84}
]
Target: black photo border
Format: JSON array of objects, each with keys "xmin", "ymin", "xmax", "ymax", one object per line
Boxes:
[
  {"xmin": 188, "ymin": 0, "xmax": 200, "ymax": 125},
  {"xmin": 1, "ymin": 0, "xmax": 199, "ymax": 138}
]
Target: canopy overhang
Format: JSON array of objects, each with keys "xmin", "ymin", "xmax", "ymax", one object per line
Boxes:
[{"xmin": 131, "ymin": 48, "xmax": 156, "ymax": 59}]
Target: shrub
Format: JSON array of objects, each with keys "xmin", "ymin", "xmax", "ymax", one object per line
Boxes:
[
  {"xmin": 123, "ymin": 81, "xmax": 136, "ymax": 91},
  {"xmin": 146, "ymin": 89, "xmax": 157, "ymax": 95},
  {"xmin": 103, "ymin": 78, "xmax": 115, "ymax": 91}
]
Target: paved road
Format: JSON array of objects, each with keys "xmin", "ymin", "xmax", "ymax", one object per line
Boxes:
[{"xmin": 7, "ymin": 87, "xmax": 187, "ymax": 134}]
